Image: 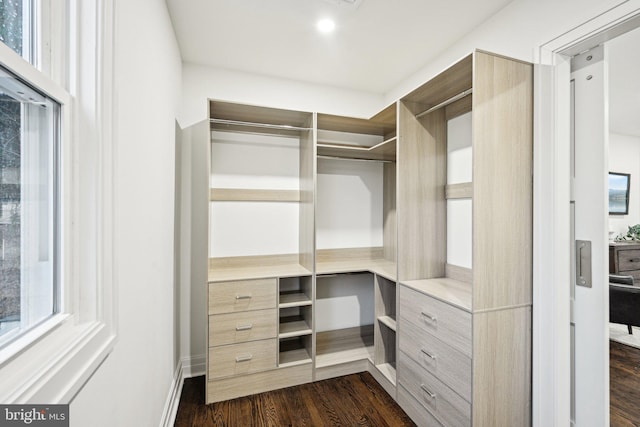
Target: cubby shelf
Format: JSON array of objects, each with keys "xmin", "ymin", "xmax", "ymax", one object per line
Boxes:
[
  {"xmin": 209, "ymin": 188, "xmax": 301, "ymax": 202},
  {"xmin": 376, "ymin": 362, "xmax": 397, "ymax": 385},
  {"xmin": 377, "ymin": 315, "xmax": 396, "ymax": 332},
  {"xmin": 279, "ymin": 348, "xmax": 312, "ymax": 368},
  {"xmin": 279, "ymin": 319, "xmax": 312, "ymax": 339},
  {"xmin": 279, "ymin": 292, "xmax": 312, "ymax": 308}
]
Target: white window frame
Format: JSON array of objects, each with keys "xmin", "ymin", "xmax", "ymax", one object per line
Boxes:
[{"xmin": 0, "ymin": 0, "xmax": 116, "ymax": 403}]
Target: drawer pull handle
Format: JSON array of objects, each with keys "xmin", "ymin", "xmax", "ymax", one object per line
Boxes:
[
  {"xmin": 235, "ymin": 353, "xmax": 253, "ymax": 362},
  {"xmin": 420, "ymin": 384, "xmax": 437, "ymax": 399},
  {"xmin": 421, "ymin": 311, "xmax": 437, "ymax": 323},
  {"xmin": 421, "ymin": 349, "xmax": 437, "ymax": 360},
  {"xmin": 235, "ymin": 294, "xmax": 252, "ymax": 300},
  {"xmin": 236, "ymin": 324, "xmax": 253, "ymax": 331}
]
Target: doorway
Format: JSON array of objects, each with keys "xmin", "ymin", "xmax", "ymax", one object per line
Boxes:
[{"xmin": 535, "ymin": 9, "xmax": 640, "ymax": 427}]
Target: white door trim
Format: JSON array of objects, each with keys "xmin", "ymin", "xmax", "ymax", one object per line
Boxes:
[{"xmin": 534, "ymin": 1, "xmax": 640, "ymax": 426}]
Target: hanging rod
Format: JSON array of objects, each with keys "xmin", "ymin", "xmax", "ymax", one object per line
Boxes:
[
  {"xmin": 415, "ymin": 88, "xmax": 473, "ymax": 119},
  {"xmin": 317, "ymin": 155, "xmax": 395, "ymax": 164},
  {"xmin": 210, "ymin": 118, "xmax": 311, "ymax": 132}
]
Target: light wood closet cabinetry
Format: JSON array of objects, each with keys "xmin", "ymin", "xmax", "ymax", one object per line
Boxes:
[
  {"xmin": 206, "ymin": 102, "xmax": 315, "ymax": 403},
  {"xmin": 204, "ymin": 49, "xmax": 532, "ymax": 425},
  {"xmin": 396, "ymin": 51, "xmax": 532, "ymax": 426}
]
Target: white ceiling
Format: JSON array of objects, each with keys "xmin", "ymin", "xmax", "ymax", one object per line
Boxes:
[
  {"xmin": 608, "ymin": 26, "xmax": 640, "ymax": 137},
  {"xmin": 165, "ymin": 0, "xmax": 513, "ymax": 94}
]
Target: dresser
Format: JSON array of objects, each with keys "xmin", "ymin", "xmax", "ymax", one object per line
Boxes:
[{"xmin": 609, "ymin": 242, "xmax": 640, "ymax": 281}]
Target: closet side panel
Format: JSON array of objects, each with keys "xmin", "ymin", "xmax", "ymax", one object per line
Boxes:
[
  {"xmin": 299, "ymin": 115, "xmax": 316, "ymax": 271},
  {"xmin": 397, "ymin": 102, "xmax": 447, "ymax": 282},
  {"xmin": 472, "ymin": 52, "xmax": 533, "ymax": 310}
]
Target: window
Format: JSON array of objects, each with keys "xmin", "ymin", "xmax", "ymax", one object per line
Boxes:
[
  {"xmin": 0, "ymin": 65, "xmax": 60, "ymax": 347},
  {"xmin": 0, "ymin": 0, "xmax": 32, "ymax": 61}
]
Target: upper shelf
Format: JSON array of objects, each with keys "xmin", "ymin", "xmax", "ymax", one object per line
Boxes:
[
  {"xmin": 210, "ymin": 100, "xmax": 313, "ymax": 137},
  {"xmin": 317, "ymin": 136, "xmax": 397, "ymax": 162}
]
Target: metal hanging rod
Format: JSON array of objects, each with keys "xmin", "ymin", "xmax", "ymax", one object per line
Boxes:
[
  {"xmin": 210, "ymin": 118, "xmax": 311, "ymax": 132},
  {"xmin": 415, "ymin": 88, "xmax": 473, "ymax": 119},
  {"xmin": 317, "ymin": 155, "xmax": 394, "ymax": 164}
]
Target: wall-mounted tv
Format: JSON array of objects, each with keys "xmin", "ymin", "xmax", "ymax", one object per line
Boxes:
[{"xmin": 609, "ymin": 172, "xmax": 630, "ymax": 215}]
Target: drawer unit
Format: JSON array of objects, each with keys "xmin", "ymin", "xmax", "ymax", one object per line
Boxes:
[
  {"xmin": 209, "ymin": 309, "xmax": 277, "ymax": 347},
  {"xmin": 398, "ymin": 351, "xmax": 471, "ymax": 427},
  {"xmin": 400, "ymin": 285, "xmax": 472, "ymax": 357},
  {"xmin": 208, "ymin": 339, "xmax": 277, "ymax": 380},
  {"xmin": 398, "ymin": 385, "xmax": 444, "ymax": 427},
  {"xmin": 617, "ymin": 249, "xmax": 640, "ymax": 272},
  {"xmin": 208, "ymin": 278, "xmax": 277, "ymax": 314},
  {"xmin": 399, "ymin": 315, "xmax": 471, "ymax": 401}
]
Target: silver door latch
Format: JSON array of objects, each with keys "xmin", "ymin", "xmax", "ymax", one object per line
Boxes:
[{"xmin": 576, "ymin": 240, "xmax": 592, "ymax": 288}]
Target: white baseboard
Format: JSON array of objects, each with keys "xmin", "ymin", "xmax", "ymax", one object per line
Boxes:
[
  {"xmin": 181, "ymin": 354, "xmax": 206, "ymax": 378},
  {"xmin": 159, "ymin": 362, "xmax": 184, "ymax": 427}
]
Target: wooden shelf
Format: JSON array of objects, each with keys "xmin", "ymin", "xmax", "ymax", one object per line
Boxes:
[
  {"xmin": 316, "ymin": 248, "xmax": 397, "ymax": 281},
  {"xmin": 445, "ymin": 182, "xmax": 473, "ymax": 199},
  {"xmin": 208, "ymin": 254, "xmax": 313, "ymax": 282},
  {"xmin": 315, "ymin": 325, "xmax": 374, "ymax": 368},
  {"xmin": 401, "ymin": 277, "xmax": 472, "ymax": 312},
  {"xmin": 317, "ymin": 136, "xmax": 397, "ymax": 162},
  {"xmin": 376, "ymin": 362, "xmax": 396, "ymax": 386},
  {"xmin": 279, "ymin": 292, "xmax": 312, "ymax": 308},
  {"xmin": 377, "ymin": 315, "xmax": 396, "ymax": 332},
  {"xmin": 210, "ymin": 188, "xmax": 300, "ymax": 202},
  {"xmin": 279, "ymin": 319, "xmax": 312, "ymax": 339},
  {"xmin": 279, "ymin": 348, "xmax": 312, "ymax": 368}
]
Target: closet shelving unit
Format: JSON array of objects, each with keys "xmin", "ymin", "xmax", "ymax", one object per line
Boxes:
[
  {"xmin": 203, "ymin": 50, "xmax": 533, "ymax": 424},
  {"xmin": 206, "ymin": 101, "xmax": 316, "ymax": 403},
  {"xmin": 396, "ymin": 51, "xmax": 533, "ymax": 426},
  {"xmin": 314, "ymin": 104, "xmax": 399, "ymax": 390}
]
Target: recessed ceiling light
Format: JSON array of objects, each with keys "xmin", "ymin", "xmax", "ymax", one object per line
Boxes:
[{"xmin": 317, "ymin": 18, "xmax": 336, "ymax": 34}]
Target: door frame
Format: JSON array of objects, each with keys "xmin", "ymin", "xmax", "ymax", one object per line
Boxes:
[{"xmin": 534, "ymin": 2, "xmax": 640, "ymax": 426}]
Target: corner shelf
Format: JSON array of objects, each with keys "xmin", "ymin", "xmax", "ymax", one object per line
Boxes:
[{"xmin": 317, "ymin": 136, "xmax": 397, "ymax": 162}]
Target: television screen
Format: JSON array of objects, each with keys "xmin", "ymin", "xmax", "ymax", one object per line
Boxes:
[{"xmin": 609, "ymin": 172, "xmax": 630, "ymax": 215}]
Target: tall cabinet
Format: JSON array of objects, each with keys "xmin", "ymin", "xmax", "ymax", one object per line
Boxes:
[
  {"xmin": 203, "ymin": 49, "xmax": 533, "ymax": 426},
  {"xmin": 396, "ymin": 51, "xmax": 532, "ymax": 426}
]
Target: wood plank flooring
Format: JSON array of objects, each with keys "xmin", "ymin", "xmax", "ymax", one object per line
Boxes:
[
  {"xmin": 611, "ymin": 340, "xmax": 640, "ymax": 427},
  {"xmin": 174, "ymin": 372, "xmax": 415, "ymax": 427}
]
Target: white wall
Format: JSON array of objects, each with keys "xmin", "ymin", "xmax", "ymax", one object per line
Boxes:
[
  {"xmin": 609, "ymin": 133, "xmax": 640, "ymax": 236},
  {"xmin": 180, "ymin": 64, "xmax": 385, "ymax": 128},
  {"xmin": 69, "ymin": 1, "xmax": 182, "ymax": 426},
  {"xmin": 385, "ymin": 0, "xmax": 627, "ymax": 103}
]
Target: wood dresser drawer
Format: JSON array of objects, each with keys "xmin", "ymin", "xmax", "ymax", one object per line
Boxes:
[
  {"xmin": 618, "ymin": 249, "xmax": 640, "ymax": 272},
  {"xmin": 208, "ymin": 339, "xmax": 277, "ymax": 380},
  {"xmin": 398, "ymin": 351, "xmax": 471, "ymax": 427},
  {"xmin": 399, "ymin": 285, "xmax": 472, "ymax": 357},
  {"xmin": 399, "ymin": 316, "xmax": 471, "ymax": 401},
  {"xmin": 209, "ymin": 309, "xmax": 277, "ymax": 347},
  {"xmin": 398, "ymin": 385, "xmax": 444, "ymax": 427},
  {"xmin": 208, "ymin": 278, "xmax": 277, "ymax": 315}
]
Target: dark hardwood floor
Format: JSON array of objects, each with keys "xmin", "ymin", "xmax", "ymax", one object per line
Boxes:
[
  {"xmin": 611, "ymin": 340, "xmax": 640, "ymax": 427},
  {"xmin": 174, "ymin": 372, "xmax": 416, "ymax": 427}
]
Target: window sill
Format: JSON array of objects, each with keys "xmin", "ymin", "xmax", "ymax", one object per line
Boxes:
[{"xmin": 0, "ymin": 315, "xmax": 116, "ymax": 403}]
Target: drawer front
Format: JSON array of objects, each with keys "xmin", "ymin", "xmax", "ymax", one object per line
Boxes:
[
  {"xmin": 208, "ymin": 278, "xmax": 277, "ymax": 315},
  {"xmin": 398, "ymin": 351, "xmax": 471, "ymax": 427},
  {"xmin": 209, "ymin": 309, "xmax": 277, "ymax": 347},
  {"xmin": 208, "ymin": 339, "xmax": 277, "ymax": 380},
  {"xmin": 398, "ymin": 385, "xmax": 444, "ymax": 427},
  {"xmin": 400, "ymin": 317, "xmax": 471, "ymax": 401},
  {"xmin": 400, "ymin": 285, "xmax": 472, "ymax": 357},
  {"xmin": 618, "ymin": 250, "xmax": 640, "ymax": 272}
]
